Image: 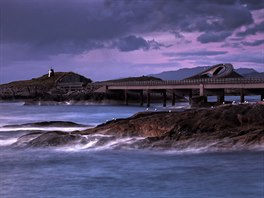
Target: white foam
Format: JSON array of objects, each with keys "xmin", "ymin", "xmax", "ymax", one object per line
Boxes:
[
  {"xmin": 85, "ymin": 134, "xmax": 113, "ymax": 137},
  {"xmin": 0, "ymin": 138, "xmax": 18, "ymax": 146},
  {"xmin": 57, "ymin": 136, "xmax": 145, "ymax": 152},
  {"xmin": 162, "ymin": 141, "xmax": 264, "ymax": 154},
  {"xmin": 59, "ymin": 139, "xmax": 100, "ymax": 152},
  {"xmin": 94, "ymin": 137, "xmax": 145, "ymax": 150},
  {"xmin": 0, "ymin": 127, "xmax": 90, "ymax": 132}
]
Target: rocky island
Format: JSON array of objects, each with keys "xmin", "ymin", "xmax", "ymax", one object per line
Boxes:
[
  {"xmin": 12, "ymin": 103, "xmax": 264, "ymax": 151},
  {"xmin": 0, "ymin": 71, "xmax": 164, "ymax": 105}
]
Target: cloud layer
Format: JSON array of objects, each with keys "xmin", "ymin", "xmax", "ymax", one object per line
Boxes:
[{"xmin": 0, "ymin": 0, "xmax": 263, "ymax": 82}]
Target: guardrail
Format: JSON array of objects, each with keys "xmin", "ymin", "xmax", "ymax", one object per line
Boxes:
[{"xmin": 92, "ymin": 78, "xmax": 264, "ymax": 87}]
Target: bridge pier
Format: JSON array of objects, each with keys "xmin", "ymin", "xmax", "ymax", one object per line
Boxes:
[
  {"xmin": 217, "ymin": 95, "xmax": 225, "ymax": 103},
  {"xmin": 199, "ymin": 84, "xmax": 207, "ymax": 103},
  {"xmin": 199, "ymin": 84, "xmax": 204, "ymax": 97},
  {"xmin": 189, "ymin": 91, "xmax": 192, "ymax": 104},
  {"xmin": 147, "ymin": 90, "xmax": 151, "ymax": 107},
  {"xmin": 240, "ymin": 89, "xmax": 245, "ymax": 103},
  {"xmin": 163, "ymin": 90, "xmax": 167, "ymax": 107},
  {"xmin": 261, "ymin": 92, "xmax": 264, "ymax": 101},
  {"xmin": 140, "ymin": 91, "xmax": 144, "ymax": 106},
  {"xmin": 124, "ymin": 90, "xmax": 128, "ymax": 105},
  {"xmin": 172, "ymin": 90, "xmax": 176, "ymax": 106},
  {"xmin": 217, "ymin": 90, "xmax": 225, "ymax": 103}
]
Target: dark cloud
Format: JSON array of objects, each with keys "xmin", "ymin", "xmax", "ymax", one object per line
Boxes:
[
  {"xmin": 236, "ymin": 21, "xmax": 264, "ymax": 37},
  {"xmin": 201, "ymin": 0, "xmax": 263, "ymax": 9},
  {"xmin": 114, "ymin": 35, "xmax": 150, "ymax": 52},
  {"xmin": 0, "ymin": 0, "xmax": 263, "ymax": 64},
  {"xmin": 197, "ymin": 31, "xmax": 232, "ymax": 43},
  {"xmin": 164, "ymin": 50, "xmax": 228, "ymax": 57},
  {"xmin": 220, "ymin": 42, "xmax": 243, "ymax": 49},
  {"xmin": 240, "ymin": 0, "xmax": 264, "ymax": 10},
  {"xmin": 1, "ymin": 0, "xmax": 258, "ymax": 44},
  {"xmin": 242, "ymin": 40, "xmax": 264, "ymax": 46},
  {"xmin": 113, "ymin": 35, "xmax": 171, "ymax": 52},
  {"xmin": 173, "ymin": 32, "xmax": 185, "ymax": 39}
]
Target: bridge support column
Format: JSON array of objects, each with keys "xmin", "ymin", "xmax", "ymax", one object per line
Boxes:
[
  {"xmin": 199, "ymin": 84, "xmax": 204, "ymax": 96},
  {"xmin": 217, "ymin": 95, "xmax": 225, "ymax": 103},
  {"xmin": 217, "ymin": 90, "xmax": 225, "ymax": 103},
  {"xmin": 261, "ymin": 92, "xmax": 264, "ymax": 101},
  {"xmin": 140, "ymin": 91, "xmax": 144, "ymax": 106},
  {"xmin": 125, "ymin": 90, "xmax": 128, "ymax": 105},
  {"xmin": 199, "ymin": 84, "xmax": 207, "ymax": 103},
  {"xmin": 189, "ymin": 91, "xmax": 192, "ymax": 104},
  {"xmin": 172, "ymin": 90, "xmax": 176, "ymax": 106},
  {"xmin": 240, "ymin": 89, "xmax": 245, "ymax": 103},
  {"xmin": 163, "ymin": 90, "xmax": 167, "ymax": 107},
  {"xmin": 147, "ymin": 90, "xmax": 151, "ymax": 107}
]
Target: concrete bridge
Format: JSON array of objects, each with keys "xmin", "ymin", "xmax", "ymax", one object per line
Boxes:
[{"xmin": 94, "ymin": 77, "xmax": 264, "ymax": 107}]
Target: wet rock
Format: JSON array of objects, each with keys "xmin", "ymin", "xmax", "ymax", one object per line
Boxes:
[
  {"xmin": 3, "ymin": 121, "xmax": 87, "ymax": 128},
  {"xmin": 79, "ymin": 104, "xmax": 264, "ymax": 150},
  {"xmin": 13, "ymin": 132, "xmax": 43, "ymax": 147},
  {"xmin": 16, "ymin": 131, "xmax": 82, "ymax": 147},
  {"xmin": 13, "ymin": 104, "xmax": 264, "ymax": 150}
]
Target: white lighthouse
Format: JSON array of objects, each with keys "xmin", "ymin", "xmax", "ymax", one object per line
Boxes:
[{"xmin": 48, "ymin": 67, "xmax": 54, "ymax": 77}]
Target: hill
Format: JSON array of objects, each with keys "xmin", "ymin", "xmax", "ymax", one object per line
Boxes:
[
  {"xmin": 149, "ymin": 67, "xmax": 263, "ymax": 80},
  {"xmin": 0, "ymin": 72, "xmax": 92, "ymax": 100},
  {"xmin": 99, "ymin": 76, "xmax": 162, "ymax": 83},
  {"xmin": 0, "ymin": 72, "xmax": 69, "ymax": 89}
]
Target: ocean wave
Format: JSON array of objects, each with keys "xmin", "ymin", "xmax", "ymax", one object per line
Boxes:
[
  {"xmin": 0, "ymin": 138, "xmax": 18, "ymax": 146},
  {"xmin": 0, "ymin": 127, "xmax": 90, "ymax": 132},
  {"xmin": 57, "ymin": 136, "xmax": 264, "ymax": 154},
  {"xmin": 56, "ymin": 135, "xmax": 145, "ymax": 152},
  {"xmin": 162, "ymin": 143, "xmax": 264, "ymax": 155}
]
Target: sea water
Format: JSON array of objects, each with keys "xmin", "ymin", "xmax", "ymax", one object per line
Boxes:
[{"xmin": 0, "ymin": 102, "xmax": 263, "ymax": 198}]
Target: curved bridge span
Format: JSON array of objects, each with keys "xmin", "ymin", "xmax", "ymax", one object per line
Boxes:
[{"xmin": 187, "ymin": 63, "xmax": 241, "ymax": 79}]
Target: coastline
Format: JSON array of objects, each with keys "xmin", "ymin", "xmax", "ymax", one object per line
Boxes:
[{"xmin": 6, "ymin": 103, "xmax": 263, "ymax": 152}]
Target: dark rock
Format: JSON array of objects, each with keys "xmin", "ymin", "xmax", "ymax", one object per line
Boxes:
[
  {"xmin": 3, "ymin": 121, "xmax": 87, "ymax": 128},
  {"xmin": 78, "ymin": 104, "xmax": 264, "ymax": 150},
  {"xmin": 13, "ymin": 104, "xmax": 264, "ymax": 150},
  {"xmin": 19, "ymin": 131, "xmax": 81, "ymax": 147},
  {"xmin": 13, "ymin": 132, "xmax": 43, "ymax": 147}
]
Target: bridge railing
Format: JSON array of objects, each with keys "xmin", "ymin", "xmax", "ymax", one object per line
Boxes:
[{"xmin": 92, "ymin": 77, "xmax": 264, "ymax": 87}]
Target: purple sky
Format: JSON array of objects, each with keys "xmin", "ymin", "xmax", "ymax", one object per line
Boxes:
[{"xmin": 0, "ymin": 0, "xmax": 264, "ymax": 83}]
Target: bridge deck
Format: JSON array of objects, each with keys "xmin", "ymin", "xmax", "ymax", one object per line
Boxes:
[
  {"xmin": 94, "ymin": 78, "xmax": 264, "ymax": 90},
  {"xmin": 92, "ymin": 78, "xmax": 264, "ymax": 106}
]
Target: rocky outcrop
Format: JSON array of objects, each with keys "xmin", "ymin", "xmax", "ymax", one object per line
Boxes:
[
  {"xmin": 0, "ymin": 73, "xmax": 165, "ymax": 104},
  {"xmin": 0, "ymin": 72, "xmax": 92, "ymax": 100},
  {"xmin": 3, "ymin": 121, "xmax": 87, "ymax": 128},
  {"xmin": 77, "ymin": 104, "xmax": 264, "ymax": 150},
  {"xmin": 12, "ymin": 104, "xmax": 264, "ymax": 151},
  {"xmin": 14, "ymin": 131, "xmax": 82, "ymax": 147},
  {"xmin": 80, "ymin": 104, "xmax": 263, "ymax": 136}
]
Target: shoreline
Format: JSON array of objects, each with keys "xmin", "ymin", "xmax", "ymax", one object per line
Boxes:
[{"xmin": 2, "ymin": 103, "xmax": 262, "ymax": 152}]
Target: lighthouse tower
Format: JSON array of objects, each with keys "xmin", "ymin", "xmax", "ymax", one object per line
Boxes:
[{"xmin": 48, "ymin": 67, "xmax": 55, "ymax": 77}]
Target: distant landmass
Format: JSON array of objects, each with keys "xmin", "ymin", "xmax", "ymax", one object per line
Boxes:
[{"xmin": 149, "ymin": 67, "xmax": 264, "ymax": 80}]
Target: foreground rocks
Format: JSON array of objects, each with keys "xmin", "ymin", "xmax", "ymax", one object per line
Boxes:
[
  {"xmin": 78, "ymin": 104, "xmax": 264, "ymax": 150},
  {"xmin": 12, "ymin": 104, "xmax": 264, "ymax": 151},
  {"xmin": 14, "ymin": 131, "xmax": 82, "ymax": 147},
  {"xmin": 3, "ymin": 121, "xmax": 87, "ymax": 128}
]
